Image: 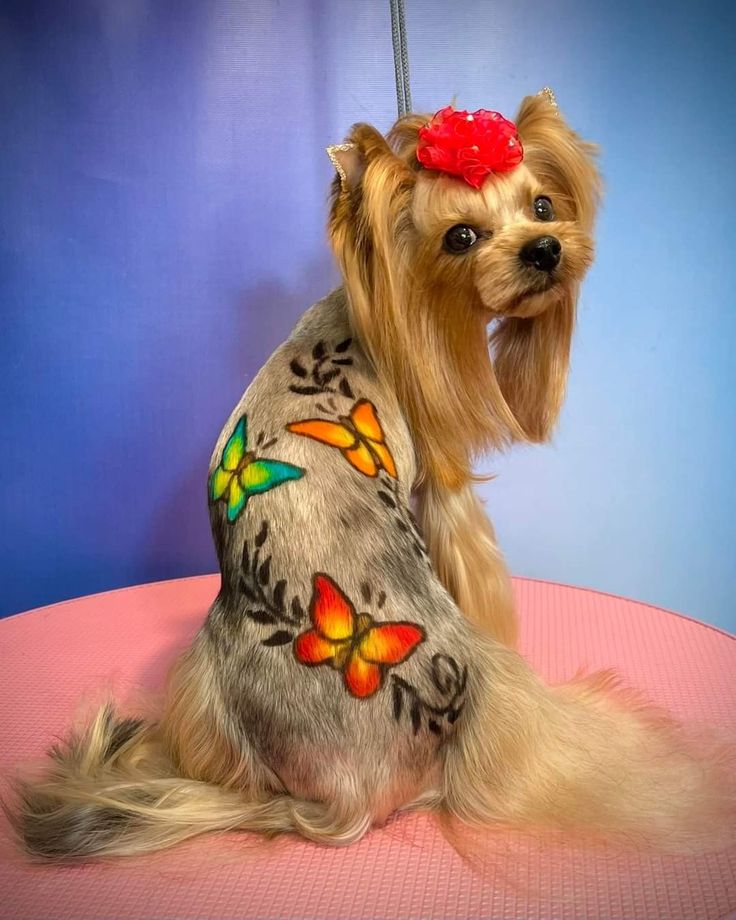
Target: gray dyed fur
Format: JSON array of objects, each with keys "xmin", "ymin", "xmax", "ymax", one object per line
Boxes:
[{"xmin": 201, "ymin": 287, "xmax": 476, "ymax": 823}]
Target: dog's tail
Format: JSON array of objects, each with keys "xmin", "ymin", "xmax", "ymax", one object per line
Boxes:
[
  {"xmin": 442, "ymin": 633, "xmax": 736, "ymax": 853},
  {"xmin": 10, "ymin": 703, "xmax": 369, "ymax": 862}
]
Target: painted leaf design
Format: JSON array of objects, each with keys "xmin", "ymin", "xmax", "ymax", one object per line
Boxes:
[
  {"xmin": 392, "ymin": 683, "xmax": 403, "ymax": 721},
  {"xmin": 289, "ymin": 385, "xmax": 323, "ymax": 395},
  {"xmin": 410, "ymin": 700, "xmax": 422, "ymax": 734},
  {"xmin": 263, "ymin": 631, "xmax": 294, "ymax": 647},
  {"xmin": 240, "ymin": 580, "xmax": 257, "ymax": 603},
  {"xmin": 316, "ymin": 368, "xmax": 340, "ymax": 386},
  {"xmin": 272, "ymin": 579, "xmax": 286, "ymax": 611}
]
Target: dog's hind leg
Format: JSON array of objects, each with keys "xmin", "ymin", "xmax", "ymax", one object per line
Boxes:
[
  {"xmin": 417, "ymin": 480, "xmax": 517, "ymax": 647},
  {"xmin": 162, "ymin": 632, "xmax": 272, "ymax": 791},
  {"xmin": 12, "ymin": 629, "xmax": 373, "ymax": 861}
]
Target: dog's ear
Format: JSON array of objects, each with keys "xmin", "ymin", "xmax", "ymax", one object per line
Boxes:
[
  {"xmin": 490, "ymin": 91, "xmax": 601, "ymax": 443},
  {"xmin": 515, "ymin": 89, "xmax": 601, "ymax": 230},
  {"xmin": 326, "ymin": 144, "xmax": 363, "ymax": 191},
  {"xmin": 327, "ymin": 122, "xmax": 414, "ymax": 338},
  {"xmin": 326, "ymin": 123, "xmax": 396, "ymax": 193},
  {"xmin": 326, "ymin": 123, "xmax": 403, "ymax": 193}
]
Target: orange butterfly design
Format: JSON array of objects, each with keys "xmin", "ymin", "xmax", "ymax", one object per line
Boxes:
[
  {"xmin": 294, "ymin": 574, "xmax": 425, "ymax": 698},
  {"xmin": 286, "ymin": 399, "xmax": 397, "ymax": 479}
]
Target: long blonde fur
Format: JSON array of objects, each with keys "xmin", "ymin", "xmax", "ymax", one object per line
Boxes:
[
  {"xmin": 11, "ymin": 638, "xmax": 371, "ymax": 860},
  {"xmin": 329, "ymin": 95, "xmax": 600, "ymax": 643},
  {"xmin": 12, "ymin": 632, "xmax": 734, "ymax": 861},
  {"xmin": 417, "ymin": 480, "xmax": 517, "ymax": 646},
  {"xmin": 11, "ymin": 94, "xmax": 735, "ymax": 868},
  {"xmin": 445, "ymin": 637, "xmax": 735, "ymax": 852}
]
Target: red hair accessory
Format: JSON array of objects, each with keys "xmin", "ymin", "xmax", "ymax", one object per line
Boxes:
[{"xmin": 416, "ymin": 106, "xmax": 523, "ymax": 189}]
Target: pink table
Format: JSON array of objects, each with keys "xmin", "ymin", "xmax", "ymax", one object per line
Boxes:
[{"xmin": 1, "ymin": 576, "xmax": 734, "ymax": 919}]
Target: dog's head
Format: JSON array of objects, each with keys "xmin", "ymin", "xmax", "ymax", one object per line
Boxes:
[{"xmin": 328, "ymin": 91, "xmax": 601, "ymax": 488}]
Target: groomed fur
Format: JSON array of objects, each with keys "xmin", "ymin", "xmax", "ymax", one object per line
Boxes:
[
  {"xmin": 12, "ymin": 637, "xmax": 735, "ymax": 861},
  {"xmin": 11, "ymin": 643, "xmax": 372, "ymax": 860},
  {"xmin": 330, "ymin": 95, "xmax": 600, "ymax": 642},
  {"xmin": 417, "ymin": 480, "xmax": 517, "ymax": 647},
  {"xmin": 445, "ymin": 637, "xmax": 736, "ymax": 853},
  {"xmin": 11, "ymin": 93, "xmax": 735, "ymax": 865}
]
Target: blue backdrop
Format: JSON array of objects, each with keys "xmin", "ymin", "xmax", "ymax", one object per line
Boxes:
[{"xmin": 1, "ymin": 0, "xmax": 734, "ymax": 631}]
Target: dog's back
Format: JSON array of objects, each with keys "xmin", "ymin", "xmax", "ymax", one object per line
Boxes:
[{"xmin": 196, "ymin": 286, "xmax": 473, "ymax": 827}]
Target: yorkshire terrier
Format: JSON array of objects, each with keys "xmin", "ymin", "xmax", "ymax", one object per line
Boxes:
[{"xmin": 14, "ymin": 90, "xmax": 734, "ymax": 861}]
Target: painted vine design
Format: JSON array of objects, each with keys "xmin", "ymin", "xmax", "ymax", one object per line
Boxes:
[
  {"xmin": 240, "ymin": 520, "xmax": 306, "ymax": 646},
  {"xmin": 391, "ymin": 654, "xmax": 467, "ymax": 736},
  {"xmin": 377, "ymin": 472, "xmax": 430, "ymax": 564}
]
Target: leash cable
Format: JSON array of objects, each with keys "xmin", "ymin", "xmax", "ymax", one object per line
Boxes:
[{"xmin": 389, "ymin": 0, "xmax": 412, "ymax": 117}]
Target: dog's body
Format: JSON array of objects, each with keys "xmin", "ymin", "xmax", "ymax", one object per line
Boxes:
[
  {"xmin": 190, "ymin": 286, "xmax": 471, "ymax": 835},
  {"xmin": 14, "ymin": 94, "xmax": 735, "ymax": 862}
]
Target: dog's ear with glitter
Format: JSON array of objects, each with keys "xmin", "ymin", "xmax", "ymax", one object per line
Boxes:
[
  {"xmin": 515, "ymin": 89, "xmax": 600, "ymax": 231},
  {"xmin": 327, "ymin": 123, "xmax": 402, "ymax": 194},
  {"xmin": 538, "ymin": 86, "xmax": 559, "ymax": 111},
  {"xmin": 326, "ymin": 143, "xmax": 362, "ymax": 191}
]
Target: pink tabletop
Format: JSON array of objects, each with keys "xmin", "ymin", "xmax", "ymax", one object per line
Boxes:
[{"xmin": 1, "ymin": 576, "xmax": 734, "ymax": 920}]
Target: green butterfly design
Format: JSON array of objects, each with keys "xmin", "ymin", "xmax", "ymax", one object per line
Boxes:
[{"xmin": 209, "ymin": 416, "xmax": 305, "ymax": 523}]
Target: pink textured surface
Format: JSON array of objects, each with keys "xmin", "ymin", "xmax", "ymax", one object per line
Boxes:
[{"xmin": 1, "ymin": 576, "xmax": 734, "ymax": 920}]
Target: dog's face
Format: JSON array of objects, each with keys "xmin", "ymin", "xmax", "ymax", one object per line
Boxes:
[
  {"xmin": 328, "ymin": 92, "xmax": 601, "ymax": 486},
  {"xmin": 411, "ymin": 162, "xmax": 594, "ymax": 318}
]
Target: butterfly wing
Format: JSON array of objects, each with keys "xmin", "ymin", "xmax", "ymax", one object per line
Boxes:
[
  {"xmin": 309, "ymin": 574, "xmax": 356, "ymax": 641},
  {"xmin": 226, "ymin": 475, "xmax": 247, "ymax": 522},
  {"xmin": 287, "ymin": 419, "xmax": 357, "ymax": 449},
  {"xmin": 358, "ymin": 622, "xmax": 425, "ymax": 665},
  {"xmin": 240, "ymin": 458, "xmax": 304, "ymax": 496},
  {"xmin": 209, "ymin": 466, "xmax": 233, "ymax": 502},
  {"xmin": 222, "ymin": 416, "xmax": 247, "ymax": 471},
  {"xmin": 294, "ymin": 630, "xmax": 339, "ymax": 665},
  {"xmin": 349, "ymin": 400, "xmax": 397, "ymax": 478},
  {"xmin": 343, "ymin": 441, "xmax": 379, "ymax": 477},
  {"xmin": 349, "ymin": 400, "xmax": 384, "ymax": 442},
  {"xmin": 344, "ymin": 651, "xmax": 382, "ymax": 698},
  {"xmin": 366, "ymin": 439, "xmax": 397, "ymax": 478}
]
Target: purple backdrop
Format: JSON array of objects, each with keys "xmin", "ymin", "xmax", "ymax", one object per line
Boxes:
[{"xmin": 1, "ymin": 1, "xmax": 734, "ymax": 631}]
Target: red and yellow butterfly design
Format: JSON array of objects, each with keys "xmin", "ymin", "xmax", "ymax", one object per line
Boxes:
[
  {"xmin": 286, "ymin": 399, "xmax": 397, "ymax": 479},
  {"xmin": 294, "ymin": 574, "xmax": 425, "ymax": 698}
]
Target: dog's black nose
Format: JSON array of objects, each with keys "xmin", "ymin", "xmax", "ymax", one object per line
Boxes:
[{"xmin": 520, "ymin": 236, "xmax": 562, "ymax": 272}]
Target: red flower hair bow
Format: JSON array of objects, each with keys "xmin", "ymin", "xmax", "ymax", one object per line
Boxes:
[{"xmin": 416, "ymin": 106, "xmax": 523, "ymax": 189}]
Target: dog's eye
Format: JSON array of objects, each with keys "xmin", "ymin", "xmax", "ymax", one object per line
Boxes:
[
  {"xmin": 443, "ymin": 225, "xmax": 479, "ymax": 253},
  {"xmin": 533, "ymin": 196, "xmax": 555, "ymax": 222}
]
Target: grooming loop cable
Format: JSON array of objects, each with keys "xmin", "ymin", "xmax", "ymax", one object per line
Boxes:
[{"xmin": 389, "ymin": 0, "xmax": 412, "ymax": 117}]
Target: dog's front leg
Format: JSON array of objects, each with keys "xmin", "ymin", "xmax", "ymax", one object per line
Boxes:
[{"xmin": 416, "ymin": 479, "xmax": 517, "ymax": 647}]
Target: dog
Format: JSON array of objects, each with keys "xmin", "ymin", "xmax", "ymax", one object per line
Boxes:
[{"xmin": 14, "ymin": 90, "xmax": 735, "ymax": 861}]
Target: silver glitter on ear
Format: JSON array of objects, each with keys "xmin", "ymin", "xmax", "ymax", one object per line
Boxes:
[
  {"xmin": 539, "ymin": 86, "xmax": 559, "ymax": 111},
  {"xmin": 326, "ymin": 143, "xmax": 356, "ymax": 189}
]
